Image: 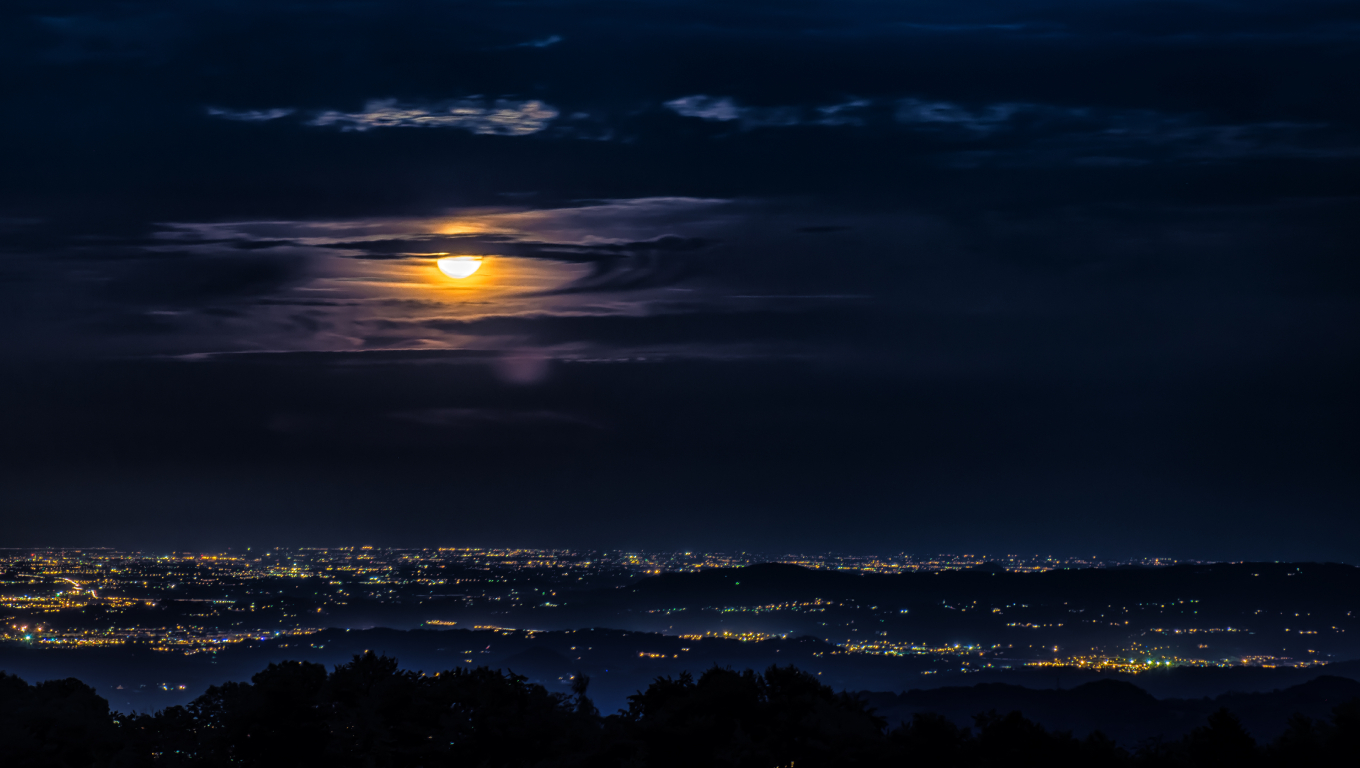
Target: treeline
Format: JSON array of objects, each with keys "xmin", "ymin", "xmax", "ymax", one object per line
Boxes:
[{"xmin": 2, "ymin": 654, "xmax": 1357, "ymax": 767}]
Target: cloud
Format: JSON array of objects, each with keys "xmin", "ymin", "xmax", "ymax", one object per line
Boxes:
[
  {"xmin": 895, "ymin": 98, "xmax": 1021, "ymax": 131},
  {"xmin": 378, "ymin": 307, "xmax": 881, "ymax": 364},
  {"xmin": 657, "ymin": 93, "xmax": 1351, "ymax": 163},
  {"xmin": 515, "ymin": 34, "xmax": 563, "ymax": 48},
  {"xmin": 206, "ymin": 107, "xmax": 294, "ymax": 122},
  {"xmin": 308, "ymin": 98, "xmax": 559, "ymax": 135},
  {"xmin": 815, "ymin": 99, "xmax": 873, "ymax": 126},
  {"xmin": 529, "ymin": 234, "xmax": 713, "ymax": 259},
  {"xmin": 664, "ymin": 95, "xmax": 867, "ymax": 128},
  {"xmin": 97, "ymin": 251, "xmax": 310, "ymax": 306},
  {"xmin": 660, "ymin": 95, "xmax": 881, "ymax": 129},
  {"xmin": 531, "ymin": 235, "xmax": 714, "ymax": 294},
  {"xmin": 665, "ymin": 95, "xmax": 741, "ymax": 122},
  {"xmin": 880, "ymin": 98, "xmax": 1358, "ymax": 162}
]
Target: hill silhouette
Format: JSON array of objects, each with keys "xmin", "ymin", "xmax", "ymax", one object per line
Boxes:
[
  {"xmin": 4, "ymin": 655, "xmax": 1360, "ymax": 766},
  {"xmin": 863, "ymin": 675, "xmax": 1360, "ymax": 744},
  {"xmin": 500, "ymin": 645, "xmax": 578, "ymax": 685}
]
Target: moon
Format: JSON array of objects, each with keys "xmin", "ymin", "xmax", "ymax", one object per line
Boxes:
[{"xmin": 436, "ymin": 255, "xmax": 484, "ymax": 279}]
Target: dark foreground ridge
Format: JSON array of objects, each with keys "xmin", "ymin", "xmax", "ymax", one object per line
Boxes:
[{"xmin": 4, "ymin": 655, "xmax": 1359, "ymax": 767}]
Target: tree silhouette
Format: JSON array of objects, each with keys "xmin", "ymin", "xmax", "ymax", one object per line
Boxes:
[
  {"xmin": 1184, "ymin": 708, "xmax": 1259, "ymax": 768},
  {"xmin": 0, "ymin": 672, "xmax": 122, "ymax": 768},
  {"xmin": 3, "ymin": 659, "xmax": 1359, "ymax": 766}
]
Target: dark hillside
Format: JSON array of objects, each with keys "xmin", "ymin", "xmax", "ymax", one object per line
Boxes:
[{"xmin": 4, "ymin": 657, "xmax": 1360, "ymax": 766}]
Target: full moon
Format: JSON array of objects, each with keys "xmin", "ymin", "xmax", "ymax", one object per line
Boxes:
[{"xmin": 436, "ymin": 256, "xmax": 484, "ymax": 279}]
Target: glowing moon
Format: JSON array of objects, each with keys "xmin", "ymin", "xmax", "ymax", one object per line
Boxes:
[{"xmin": 436, "ymin": 256, "xmax": 484, "ymax": 279}]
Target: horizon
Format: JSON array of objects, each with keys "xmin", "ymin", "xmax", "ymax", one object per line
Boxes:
[
  {"xmin": 3, "ymin": 545, "xmax": 1358, "ymax": 569},
  {"xmin": 0, "ymin": 545, "xmax": 1273, "ymax": 564}
]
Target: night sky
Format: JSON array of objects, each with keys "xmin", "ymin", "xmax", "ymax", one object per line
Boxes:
[{"xmin": 1, "ymin": 1, "xmax": 1356, "ymax": 559}]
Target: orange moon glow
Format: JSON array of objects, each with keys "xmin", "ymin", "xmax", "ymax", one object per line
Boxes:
[{"xmin": 436, "ymin": 255, "xmax": 484, "ymax": 279}]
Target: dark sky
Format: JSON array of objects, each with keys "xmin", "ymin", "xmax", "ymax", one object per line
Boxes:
[{"xmin": 1, "ymin": 1, "xmax": 1356, "ymax": 559}]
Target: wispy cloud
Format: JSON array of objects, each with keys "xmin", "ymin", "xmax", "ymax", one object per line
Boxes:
[
  {"xmin": 664, "ymin": 93, "xmax": 1024, "ymax": 132},
  {"xmin": 665, "ymin": 95, "xmax": 870, "ymax": 129},
  {"xmin": 894, "ymin": 98, "xmax": 1021, "ymax": 131},
  {"xmin": 515, "ymin": 34, "xmax": 563, "ymax": 48},
  {"xmin": 206, "ymin": 106, "xmax": 295, "ymax": 122},
  {"xmin": 664, "ymin": 94, "xmax": 1354, "ymax": 163},
  {"xmin": 308, "ymin": 98, "xmax": 559, "ymax": 135},
  {"xmin": 665, "ymin": 95, "xmax": 741, "ymax": 122},
  {"xmin": 815, "ymin": 99, "xmax": 873, "ymax": 126}
]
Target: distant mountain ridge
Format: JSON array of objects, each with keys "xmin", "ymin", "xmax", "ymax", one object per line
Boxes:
[
  {"xmin": 861, "ymin": 674, "xmax": 1360, "ymax": 743},
  {"xmin": 619, "ymin": 561, "xmax": 1360, "ymax": 606}
]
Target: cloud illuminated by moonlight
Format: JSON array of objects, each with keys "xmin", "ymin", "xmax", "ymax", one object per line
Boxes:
[{"xmin": 309, "ymin": 98, "xmax": 559, "ymax": 135}]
